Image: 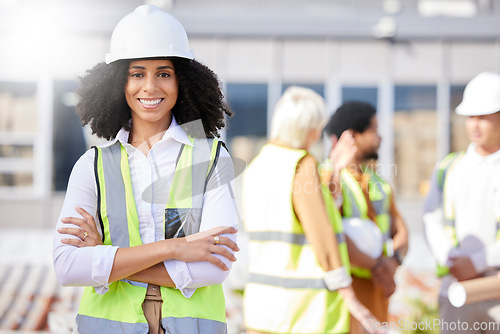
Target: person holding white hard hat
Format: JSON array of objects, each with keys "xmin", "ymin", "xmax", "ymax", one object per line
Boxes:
[
  {"xmin": 321, "ymin": 101, "xmax": 408, "ymax": 334},
  {"xmin": 242, "ymin": 87, "xmax": 385, "ymax": 334},
  {"xmin": 423, "ymin": 71, "xmax": 500, "ymax": 333},
  {"xmin": 53, "ymin": 5, "xmax": 239, "ymax": 334}
]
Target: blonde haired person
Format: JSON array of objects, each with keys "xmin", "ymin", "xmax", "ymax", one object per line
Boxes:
[
  {"xmin": 242, "ymin": 86, "xmax": 384, "ymax": 334},
  {"xmin": 269, "ymin": 86, "xmax": 326, "ymax": 149}
]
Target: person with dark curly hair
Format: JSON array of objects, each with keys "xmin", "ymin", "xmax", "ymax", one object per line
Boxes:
[
  {"xmin": 322, "ymin": 101, "xmax": 408, "ymax": 334},
  {"xmin": 52, "ymin": 5, "xmax": 239, "ymax": 334}
]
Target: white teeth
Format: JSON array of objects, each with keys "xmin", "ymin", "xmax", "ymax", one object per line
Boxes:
[{"xmin": 139, "ymin": 98, "xmax": 162, "ymax": 105}]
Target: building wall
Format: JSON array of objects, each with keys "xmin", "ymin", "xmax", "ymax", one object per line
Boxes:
[{"xmin": 0, "ymin": 33, "xmax": 499, "ymax": 228}]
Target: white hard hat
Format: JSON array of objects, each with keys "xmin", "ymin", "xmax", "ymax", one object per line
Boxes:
[
  {"xmin": 343, "ymin": 217, "xmax": 383, "ymax": 259},
  {"xmin": 105, "ymin": 5, "xmax": 194, "ymax": 64},
  {"xmin": 456, "ymin": 72, "xmax": 500, "ymax": 116}
]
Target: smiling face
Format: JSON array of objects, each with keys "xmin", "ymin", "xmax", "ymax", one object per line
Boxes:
[{"xmin": 125, "ymin": 58, "xmax": 179, "ymax": 130}]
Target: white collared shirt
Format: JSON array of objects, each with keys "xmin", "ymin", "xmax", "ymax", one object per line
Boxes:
[
  {"xmin": 53, "ymin": 117, "xmax": 238, "ymax": 297},
  {"xmin": 424, "ymin": 143, "xmax": 500, "ymax": 295}
]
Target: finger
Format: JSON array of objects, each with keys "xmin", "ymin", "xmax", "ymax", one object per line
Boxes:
[
  {"xmin": 213, "ymin": 226, "xmax": 238, "ymax": 236},
  {"xmin": 61, "ymin": 217, "xmax": 86, "ymax": 229},
  {"xmin": 186, "ymin": 226, "xmax": 238, "ymax": 242},
  {"xmin": 75, "ymin": 206, "xmax": 98, "ymax": 231},
  {"xmin": 210, "ymin": 246, "xmax": 237, "ymax": 262},
  {"xmin": 217, "ymin": 236, "xmax": 240, "ymax": 252},
  {"xmin": 58, "ymin": 227, "xmax": 85, "ymax": 238},
  {"xmin": 60, "ymin": 218, "xmax": 93, "ymax": 240},
  {"xmin": 206, "ymin": 255, "xmax": 229, "ymax": 271}
]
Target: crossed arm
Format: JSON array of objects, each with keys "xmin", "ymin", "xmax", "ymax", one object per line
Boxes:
[
  {"xmin": 58, "ymin": 206, "xmax": 238, "ymax": 287},
  {"xmin": 53, "ymin": 149, "xmax": 239, "ymax": 293}
]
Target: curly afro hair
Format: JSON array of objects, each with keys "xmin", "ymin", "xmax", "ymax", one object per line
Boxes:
[{"xmin": 76, "ymin": 57, "xmax": 233, "ymax": 140}]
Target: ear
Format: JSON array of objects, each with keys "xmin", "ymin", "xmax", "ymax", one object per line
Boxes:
[{"xmin": 350, "ymin": 129, "xmax": 361, "ymax": 141}]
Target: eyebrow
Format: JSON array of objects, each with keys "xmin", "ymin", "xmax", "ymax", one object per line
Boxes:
[{"xmin": 129, "ymin": 65, "xmax": 174, "ymax": 70}]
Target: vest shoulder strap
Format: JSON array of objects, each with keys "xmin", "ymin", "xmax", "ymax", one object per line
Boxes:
[{"xmin": 437, "ymin": 151, "xmax": 465, "ymax": 192}]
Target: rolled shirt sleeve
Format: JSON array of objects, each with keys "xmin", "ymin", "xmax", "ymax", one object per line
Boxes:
[{"xmin": 52, "ymin": 149, "xmax": 118, "ymax": 294}]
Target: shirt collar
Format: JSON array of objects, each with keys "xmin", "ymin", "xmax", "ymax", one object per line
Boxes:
[
  {"xmin": 114, "ymin": 116, "xmax": 194, "ymax": 147},
  {"xmin": 466, "ymin": 142, "xmax": 500, "ymax": 164}
]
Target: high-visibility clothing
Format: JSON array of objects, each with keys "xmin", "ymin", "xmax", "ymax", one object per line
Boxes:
[
  {"xmin": 75, "ymin": 138, "xmax": 226, "ymax": 334},
  {"xmin": 243, "ymin": 144, "xmax": 350, "ymax": 334},
  {"xmin": 340, "ymin": 168, "xmax": 392, "ymax": 279},
  {"xmin": 436, "ymin": 151, "xmax": 500, "ymax": 277}
]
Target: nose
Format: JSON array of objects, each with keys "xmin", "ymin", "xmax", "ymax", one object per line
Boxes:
[{"xmin": 142, "ymin": 75, "xmax": 156, "ymax": 92}]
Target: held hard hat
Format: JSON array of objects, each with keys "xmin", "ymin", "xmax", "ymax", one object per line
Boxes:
[
  {"xmin": 342, "ymin": 218, "xmax": 383, "ymax": 259},
  {"xmin": 456, "ymin": 72, "xmax": 500, "ymax": 116},
  {"xmin": 105, "ymin": 5, "xmax": 194, "ymax": 64}
]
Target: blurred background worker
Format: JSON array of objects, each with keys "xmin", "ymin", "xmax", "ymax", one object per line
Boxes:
[
  {"xmin": 242, "ymin": 87, "xmax": 384, "ymax": 334},
  {"xmin": 423, "ymin": 72, "xmax": 500, "ymax": 334},
  {"xmin": 322, "ymin": 101, "xmax": 409, "ymax": 334}
]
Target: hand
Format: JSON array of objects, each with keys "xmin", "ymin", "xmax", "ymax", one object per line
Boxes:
[
  {"xmin": 171, "ymin": 226, "xmax": 239, "ymax": 271},
  {"xmin": 338, "ymin": 286, "xmax": 386, "ymax": 334},
  {"xmin": 371, "ymin": 257, "xmax": 397, "ymax": 298},
  {"xmin": 449, "ymin": 256, "xmax": 479, "ymax": 281},
  {"xmin": 58, "ymin": 206, "xmax": 103, "ymax": 247},
  {"xmin": 329, "ymin": 130, "xmax": 357, "ymax": 172}
]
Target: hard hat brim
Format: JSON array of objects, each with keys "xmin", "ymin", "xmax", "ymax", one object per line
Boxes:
[
  {"xmin": 455, "ymin": 102, "xmax": 500, "ymax": 116},
  {"xmin": 105, "ymin": 51, "xmax": 194, "ymax": 64}
]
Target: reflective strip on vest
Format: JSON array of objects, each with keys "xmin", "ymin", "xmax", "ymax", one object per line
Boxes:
[
  {"xmin": 76, "ymin": 314, "xmax": 227, "ymax": 334},
  {"xmin": 248, "ymin": 230, "xmax": 346, "ymax": 246},
  {"xmin": 77, "ymin": 139, "xmax": 226, "ymax": 334},
  {"xmin": 95, "ymin": 143, "xmax": 142, "ymax": 247},
  {"xmin": 242, "ymin": 144, "xmax": 349, "ymax": 334},
  {"xmin": 340, "ymin": 168, "xmax": 392, "ymax": 279},
  {"xmin": 249, "ymin": 273, "xmax": 328, "ymax": 289},
  {"xmin": 437, "ymin": 151, "xmax": 500, "ymax": 277}
]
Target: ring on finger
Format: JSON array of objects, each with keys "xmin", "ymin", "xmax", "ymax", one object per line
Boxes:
[
  {"xmin": 83, "ymin": 231, "xmax": 88, "ymax": 241},
  {"xmin": 214, "ymin": 236, "xmax": 220, "ymax": 245}
]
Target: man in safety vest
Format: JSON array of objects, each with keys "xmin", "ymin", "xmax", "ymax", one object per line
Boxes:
[
  {"xmin": 321, "ymin": 101, "xmax": 408, "ymax": 333},
  {"xmin": 423, "ymin": 72, "xmax": 500, "ymax": 333}
]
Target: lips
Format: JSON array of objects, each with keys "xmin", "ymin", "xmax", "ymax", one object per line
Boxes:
[{"xmin": 139, "ymin": 98, "xmax": 163, "ymax": 108}]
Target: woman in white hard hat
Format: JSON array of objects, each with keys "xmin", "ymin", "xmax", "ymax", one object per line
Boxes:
[
  {"xmin": 242, "ymin": 86, "xmax": 384, "ymax": 334},
  {"xmin": 53, "ymin": 5, "xmax": 239, "ymax": 334}
]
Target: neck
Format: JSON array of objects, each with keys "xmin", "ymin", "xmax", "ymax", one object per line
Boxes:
[
  {"xmin": 475, "ymin": 142, "xmax": 500, "ymax": 156},
  {"xmin": 128, "ymin": 117, "xmax": 171, "ymax": 152},
  {"xmin": 348, "ymin": 153, "xmax": 365, "ymax": 172}
]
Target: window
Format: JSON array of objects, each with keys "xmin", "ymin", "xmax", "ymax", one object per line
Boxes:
[
  {"xmin": 0, "ymin": 81, "xmax": 37, "ymax": 192},
  {"xmin": 225, "ymin": 83, "xmax": 268, "ymax": 139},
  {"xmin": 342, "ymin": 86, "xmax": 378, "ymax": 107},
  {"xmin": 225, "ymin": 83, "xmax": 268, "ymax": 162},
  {"xmin": 393, "ymin": 85, "xmax": 437, "ymax": 197},
  {"xmin": 53, "ymin": 80, "xmax": 86, "ymax": 191}
]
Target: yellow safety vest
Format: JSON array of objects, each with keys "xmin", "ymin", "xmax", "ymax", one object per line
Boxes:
[
  {"xmin": 340, "ymin": 168, "xmax": 392, "ymax": 279},
  {"xmin": 436, "ymin": 151, "xmax": 500, "ymax": 277},
  {"xmin": 243, "ymin": 144, "xmax": 350, "ymax": 334},
  {"xmin": 75, "ymin": 138, "xmax": 226, "ymax": 334}
]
